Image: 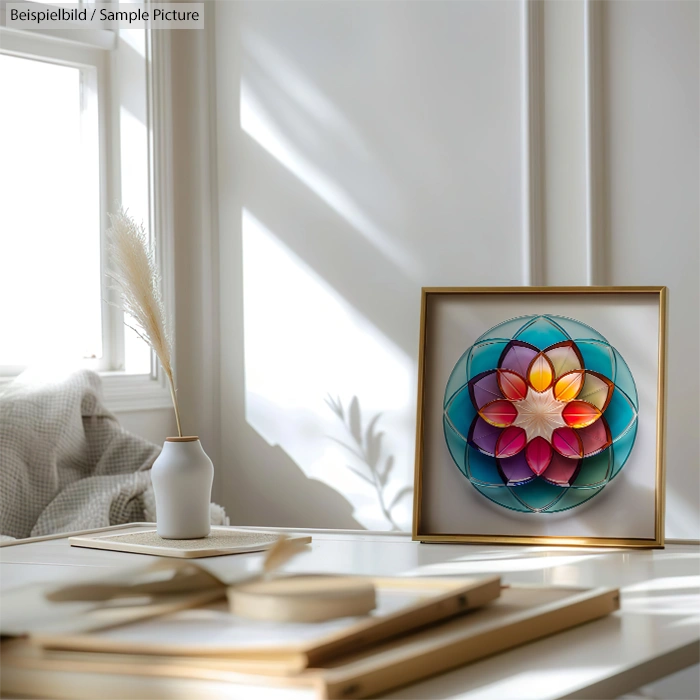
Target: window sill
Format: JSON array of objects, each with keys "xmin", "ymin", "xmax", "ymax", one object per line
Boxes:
[
  {"xmin": 101, "ymin": 373, "xmax": 173, "ymax": 413},
  {"xmin": 0, "ymin": 371, "xmax": 173, "ymax": 414}
]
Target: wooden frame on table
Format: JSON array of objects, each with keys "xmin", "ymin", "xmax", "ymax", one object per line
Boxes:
[
  {"xmin": 2, "ymin": 585, "xmax": 621, "ymax": 700},
  {"xmin": 413, "ymin": 287, "xmax": 667, "ymax": 548},
  {"xmin": 29, "ymin": 576, "xmax": 503, "ymax": 671}
]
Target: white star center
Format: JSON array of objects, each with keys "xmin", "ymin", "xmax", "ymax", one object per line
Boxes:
[{"xmin": 513, "ymin": 387, "xmax": 566, "ymax": 442}]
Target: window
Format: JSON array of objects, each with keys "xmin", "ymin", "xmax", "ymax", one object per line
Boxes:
[
  {"xmin": 0, "ymin": 2, "xmax": 169, "ymax": 406},
  {"xmin": 0, "ymin": 53, "xmax": 103, "ymax": 368}
]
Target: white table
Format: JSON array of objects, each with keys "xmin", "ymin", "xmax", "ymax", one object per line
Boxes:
[{"xmin": 1, "ymin": 525, "xmax": 699, "ymax": 699}]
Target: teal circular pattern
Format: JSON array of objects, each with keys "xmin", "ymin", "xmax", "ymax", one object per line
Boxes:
[{"xmin": 443, "ymin": 315, "xmax": 638, "ymax": 513}]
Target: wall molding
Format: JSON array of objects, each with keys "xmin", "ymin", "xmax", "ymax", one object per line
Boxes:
[
  {"xmin": 148, "ymin": 24, "xmax": 176, "ymax": 392},
  {"xmin": 584, "ymin": 0, "xmax": 605, "ymax": 285},
  {"xmin": 520, "ymin": 0, "xmax": 545, "ymax": 286},
  {"xmin": 168, "ymin": 11, "xmax": 221, "ymax": 467}
]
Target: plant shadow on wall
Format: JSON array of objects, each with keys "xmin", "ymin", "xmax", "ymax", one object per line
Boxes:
[
  {"xmin": 228, "ymin": 10, "xmax": 431, "ymax": 532},
  {"xmin": 326, "ymin": 395, "xmax": 412, "ymax": 531}
]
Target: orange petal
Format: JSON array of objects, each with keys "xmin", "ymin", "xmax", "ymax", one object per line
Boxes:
[
  {"xmin": 562, "ymin": 401, "xmax": 602, "ymax": 429},
  {"xmin": 553, "ymin": 370, "xmax": 584, "ymax": 403},
  {"xmin": 479, "ymin": 400, "xmax": 518, "ymax": 428},
  {"xmin": 528, "ymin": 353, "xmax": 554, "ymax": 393},
  {"xmin": 497, "ymin": 370, "xmax": 528, "ymax": 401}
]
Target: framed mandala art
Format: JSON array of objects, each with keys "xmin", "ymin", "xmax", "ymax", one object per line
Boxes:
[{"xmin": 413, "ymin": 287, "xmax": 667, "ymax": 548}]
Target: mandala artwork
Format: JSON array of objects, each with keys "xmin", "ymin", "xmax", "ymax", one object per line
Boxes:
[{"xmin": 443, "ymin": 315, "xmax": 638, "ymax": 513}]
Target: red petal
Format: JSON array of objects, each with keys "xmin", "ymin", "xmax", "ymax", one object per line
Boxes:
[
  {"xmin": 497, "ymin": 370, "xmax": 528, "ymax": 401},
  {"xmin": 577, "ymin": 418, "xmax": 612, "ymax": 457},
  {"xmin": 525, "ymin": 437, "xmax": 553, "ymax": 476},
  {"xmin": 542, "ymin": 452, "xmax": 582, "ymax": 486},
  {"xmin": 562, "ymin": 401, "xmax": 602, "ymax": 429},
  {"xmin": 551, "ymin": 427, "xmax": 583, "ymax": 459},
  {"xmin": 495, "ymin": 426, "xmax": 527, "ymax": 458},
  {"xmin": 479, "ymin": 400, "xmax": 518, "ymax": 428}
]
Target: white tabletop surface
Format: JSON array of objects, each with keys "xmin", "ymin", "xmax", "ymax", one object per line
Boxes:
[{"xmin": 1, "ymin": 525, "xmax": 699, "ymax": 699}]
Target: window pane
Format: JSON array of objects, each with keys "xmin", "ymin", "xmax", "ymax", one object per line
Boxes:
[{"xmin": 0, "ymin": 54, "xmax": 102, "ymax": 366}]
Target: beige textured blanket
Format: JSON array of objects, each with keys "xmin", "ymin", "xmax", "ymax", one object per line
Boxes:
[{"xmin": 0, "ymin": 370, "xmax": 226, "ymax": 539}]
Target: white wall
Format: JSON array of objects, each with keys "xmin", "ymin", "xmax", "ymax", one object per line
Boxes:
[
  {"xmin": 602, "ymin": 5, "xmax": 700, "ymax": 700},
  {"xmin": 116, "ymin": 409, "xmax": 175, "ymax": 446},
  {"xmin": 214, "ymin": 0, "xmax": 523, "ymax": 531},
  {"xmin": 213, "ymin": 0, "xmax": 699, "ymax": 539},
  {"xmin": 603, "ymin": 0, "xmax": 699, "ymax": 541}
]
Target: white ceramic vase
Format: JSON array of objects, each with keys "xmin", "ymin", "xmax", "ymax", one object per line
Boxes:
[{"xmin": 150, "ymin": 437, "xmax": 214, "ymax": 539}]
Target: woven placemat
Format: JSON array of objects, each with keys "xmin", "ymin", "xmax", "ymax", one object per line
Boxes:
[
  {"xmin": 100, "ymin": 530, "xmax": 279, "ymax": 549},
  {"xmin": 69, "ymin": 527, "xmax": 311, "ymax": 559}
]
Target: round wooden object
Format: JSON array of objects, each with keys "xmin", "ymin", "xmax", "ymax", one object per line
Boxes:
[{"xmin": 227, "ymin": 575, "xmax": 376, "ymax": 623}]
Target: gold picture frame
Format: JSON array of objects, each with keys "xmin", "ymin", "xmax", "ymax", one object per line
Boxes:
[{"xmin": 412, "ymin": 286, "xmax": 667, "ymax": 548}]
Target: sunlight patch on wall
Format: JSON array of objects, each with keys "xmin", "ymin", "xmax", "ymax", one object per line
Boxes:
[
  {"xmin": 240, "ymin": 81, "xmax": 418, "ymax": 278},
  {"xmin": 242, "ymin": 210, "xmax": 414, "ymax": 530},
  {"xmin": 242, "ymin": 29, "xmax": 372, "ymax": 166}
]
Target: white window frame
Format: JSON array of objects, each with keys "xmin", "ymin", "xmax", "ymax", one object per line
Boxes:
[{"xmin": 0, "ymin": 1, "xmax": 174, "ymax": 411}]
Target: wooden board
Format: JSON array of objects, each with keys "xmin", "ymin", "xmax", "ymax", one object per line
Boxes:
[
  {"xmin": 69, "ymin": 527, "xmax": 312, "ymax": 558},
  {"xmin": 33, "ymin": 575, "xmax": 503, "ymax": 671},
  {"xmin": 1, "ymin": 584, "xmax": 619, "ymax": 700},
  {"xmin": 314, "ymin": 584, "xmax": 620, "ymax": 698}
]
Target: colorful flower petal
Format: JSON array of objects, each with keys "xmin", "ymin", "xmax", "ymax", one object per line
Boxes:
[
  {"xmin": 551, "ymin": 427, "xmax": 584, "ymax": 459},
  {"xmin": 495, "ymin": 426, "xmax": 527, "ymax": 458},
  {"xmin": 525, "ymin": 436, "xmax": 552, "ymax": 475},
  {"xmin": 497, "ymin": 370, "xmax": 528, "ymax": 401},
  {"xmin": 478, "ymin": 400, "xmax": 518, "ymax": 428},
  {"xmin": 467, "ymin": 416, "xmax": 502, "ymax": 456},
  {"xmin": 498, "ymin": 340, "xmax": 539, "ymax": 378},
  {"xmin": 541, "ymin": 452, "xmax": 582, "ymax": 486},
  {"xmin": 562, "ymin": 401, "xmax": 602, "ymax": 429},
  {"xmin": 577, "ymin": 417, "xmax": 612, "ymax": 457},
  {"xmin": 577, "ymin": 371, "xmax": 614, "ymax": 411},
  {"xmin": 528, "ymin": 353, "xmax": 555, "ymax": 393},
  {"xmin": 553, "ymin": 370, "xmax": 584, "ymax": 403},
  {"xmin": 544, "ymin": 340, "xmax": 584, "ymax": 379},
  {"xmin": 497, "ymin": 451, "xmax": 535, "ymax": 485},
  {"xmin": 467, "ymin": 370, "xmax": 504, "ymax": 410}
]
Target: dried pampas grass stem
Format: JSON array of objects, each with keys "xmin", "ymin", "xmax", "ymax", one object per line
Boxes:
[
  {"xmin": 262, "ymin": 536, "xmax": 310, "ymax": 576},
  {"xmin": 107, "ymin": 209, "xmax": 183, "ymax": 437}
]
